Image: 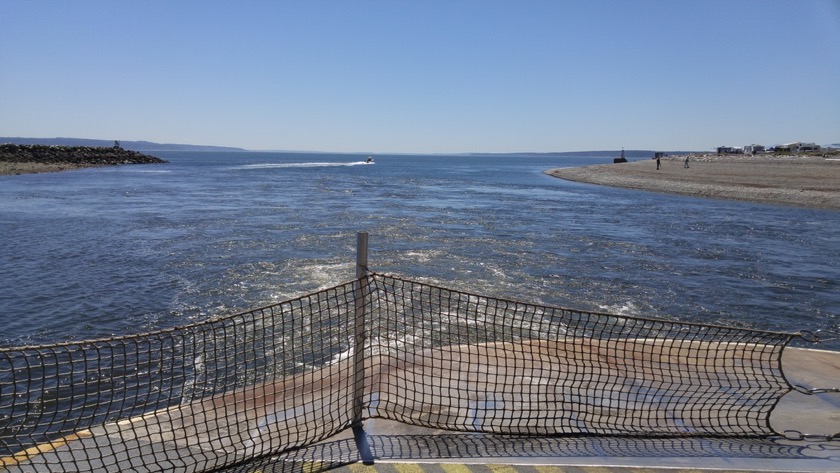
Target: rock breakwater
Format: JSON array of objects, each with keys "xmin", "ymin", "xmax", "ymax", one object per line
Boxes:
[{"xmin": 0, "ymin": 144, "xmax": 167, "ymax": 175}]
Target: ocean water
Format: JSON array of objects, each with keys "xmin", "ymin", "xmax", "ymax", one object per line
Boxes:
[{"xmin": 1, "ymin": 152, "xmax": 838, "ymax": 350}]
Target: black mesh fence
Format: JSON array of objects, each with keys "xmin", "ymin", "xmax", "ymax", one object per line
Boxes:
[
  {"xmin": 364, "ymin": 273, "xmax": 793, "ymax": 437},
  {"xmin": 0, "ymin": 272, "xmax": 797, "ymax": 472}
]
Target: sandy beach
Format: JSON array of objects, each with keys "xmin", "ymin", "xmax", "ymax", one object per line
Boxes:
[{"xmin": 546, "ymin": 155, "xmax": 840, "ymax": 210}]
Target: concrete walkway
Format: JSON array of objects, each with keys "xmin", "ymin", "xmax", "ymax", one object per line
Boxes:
[
  {"xmin": 2, "ymin": 347, "xmax": 838, "ymax": 473},
  {"xmin": 259, "ymin": 419, "xmax": 840, "ymax": 473},
  {"xmin": 210, "ymin": 347, "xmax": 840, "ymax": 473}
]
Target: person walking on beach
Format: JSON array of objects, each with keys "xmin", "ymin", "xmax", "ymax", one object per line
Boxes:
[
  {"xmin": 684, "ymin": 156, "xmax": 690, "ymax": 168},
  {"xmin": 656, "ymin": 156, "xmax": 661, "ymax": 170}
]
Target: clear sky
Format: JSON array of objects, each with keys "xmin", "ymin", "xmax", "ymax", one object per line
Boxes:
[{"xmin": 1, "ymin": 1, "xmax": 838, "ymax": 153}]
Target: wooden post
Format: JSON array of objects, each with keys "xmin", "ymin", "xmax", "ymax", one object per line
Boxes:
[{"xmin": 352, "ymin": 231, "xmax": 369, "ymax": 426}]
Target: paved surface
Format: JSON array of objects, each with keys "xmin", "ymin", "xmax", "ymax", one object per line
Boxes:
[
  {"xmin": 238, "ymin": 434, "xmax": 840, "ymax": 473},
  {"xmin": 299, "ymin": 464, "xmax": 814, "ymax": 473},
  {"xmin": 243, "ymin": 419, "xmax": 840, "ymax": 473},
  {"xmin": 224, "ymin": 347, "xmax": 840, "ymax": 473},
  {"xmin": 2, "ymin": 347, "xmax": 839, "ymax": 472},
  {"xmin": 233, "ymin": 462, "xmax": 806, "ymax": 473}
]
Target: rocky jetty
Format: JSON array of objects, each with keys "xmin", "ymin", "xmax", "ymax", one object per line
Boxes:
[{"xmin": 0, "ymin": 144, "xmax": 167, "ymax": 175}]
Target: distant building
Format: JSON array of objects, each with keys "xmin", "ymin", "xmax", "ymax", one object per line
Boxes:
[
  {"xmin": 795, "ymin": 142, "xmax": 820, "ymax": 152},
  {"xmin": 776, "ymin": 142, "xmax": 820, "ymax": 153},
  {"xmin": 717, "ymin": 146, "xmax": 744, "ymax": 155},
  {"xmin": 744, "ymin": 144, "xmax": 765, "ymax": 155}
]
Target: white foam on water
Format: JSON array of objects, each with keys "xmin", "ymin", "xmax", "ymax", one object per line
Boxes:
[
  {"xmin": 598, "ymin": 301, "xmax": 641, "ymax": 317},
  {"xmin": 289, "ymin": 261, "xmax": 353, "ymax": 291},
  {"xmin": 330, "ymin": 343, "xmax": 354, "ymax": 364}
]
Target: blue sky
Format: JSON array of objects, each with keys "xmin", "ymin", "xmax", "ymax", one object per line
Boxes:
[{"xmin": 1, "ymin": 1, "xmax": 838, "ymax": 153}]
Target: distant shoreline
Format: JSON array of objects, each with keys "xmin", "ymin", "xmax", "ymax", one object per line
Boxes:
[
  {"xmin": 0, "ymin": 144, "xmax": 167, "ymax": 176},
  {"xmin": 0, "ymin": 137, "xmax": 245, "ymax": 153},
  {"xmin": 546, "ymin": 154, "xmax": 840, "ymax": 210}
]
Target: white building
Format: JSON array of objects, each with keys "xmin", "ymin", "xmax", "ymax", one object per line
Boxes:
[
  {"xmin": 744, "ymin": 144, "xmax": 765, "ymax": 155},
  {"xmin": 717, "ymin": 146, "xmax": 743, "ymax": 155},
  {"xmin": 777, "ymin": 142, "xmax": 820, "ymax": 153}
]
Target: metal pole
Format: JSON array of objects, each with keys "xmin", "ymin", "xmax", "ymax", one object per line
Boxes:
[
  {"xmin": 352, "ymin": 231, "xmax": 369, "ymax": 426},
  {"xmin": 356, "ymin": 231, "xmax": 368, "ymax": 279}
]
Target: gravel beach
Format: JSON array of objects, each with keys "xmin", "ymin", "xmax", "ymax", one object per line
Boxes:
[
  {"xmin": 0, "ymin": 161, "xmax": 106, "ymax": 175},
  {"xmin": 546, "ymin": 155, "xmax": 840, "ymax": 210}
]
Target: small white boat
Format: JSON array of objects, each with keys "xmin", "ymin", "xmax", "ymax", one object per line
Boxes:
[{"xmin": 365, "ymin": 156, "xmax": 375, "ymax": 164}]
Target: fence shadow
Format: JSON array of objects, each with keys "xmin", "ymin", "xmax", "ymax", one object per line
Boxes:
[{"xmin": 219, "ymin": 430, "xmax": 830, "ymax": 473}]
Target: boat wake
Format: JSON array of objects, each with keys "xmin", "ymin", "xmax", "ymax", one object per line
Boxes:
[{"xmin": 236, "ymin": 161, "xmax": 373, "ymax": 170}]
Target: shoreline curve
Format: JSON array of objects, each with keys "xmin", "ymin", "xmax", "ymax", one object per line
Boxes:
[{"xmin": 546, "ymin": 155, "xmax": 840, "ymax": 211}]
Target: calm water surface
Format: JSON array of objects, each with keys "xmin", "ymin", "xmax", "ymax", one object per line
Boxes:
[{"xmin": 1, "ymin": 152, "xmax": 838, "ymax": 349}]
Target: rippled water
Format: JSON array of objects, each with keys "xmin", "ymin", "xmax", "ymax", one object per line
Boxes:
[{"xmin": 1, "ymin": 152, "xmax": 838, "ymax": 349}]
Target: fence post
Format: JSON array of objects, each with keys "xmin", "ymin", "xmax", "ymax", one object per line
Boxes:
[{"xmin": 352, "ymin": 231, "xmax": 369, "ymax": 426}]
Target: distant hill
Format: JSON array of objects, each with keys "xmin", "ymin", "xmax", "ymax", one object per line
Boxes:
[
  {"xmin": 0, "ymin": 137, "xmax": 246, "ymax": 152},
  {"xmin": 1, "ymin": 139, "xmax": 714, "ymax": 156}
]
